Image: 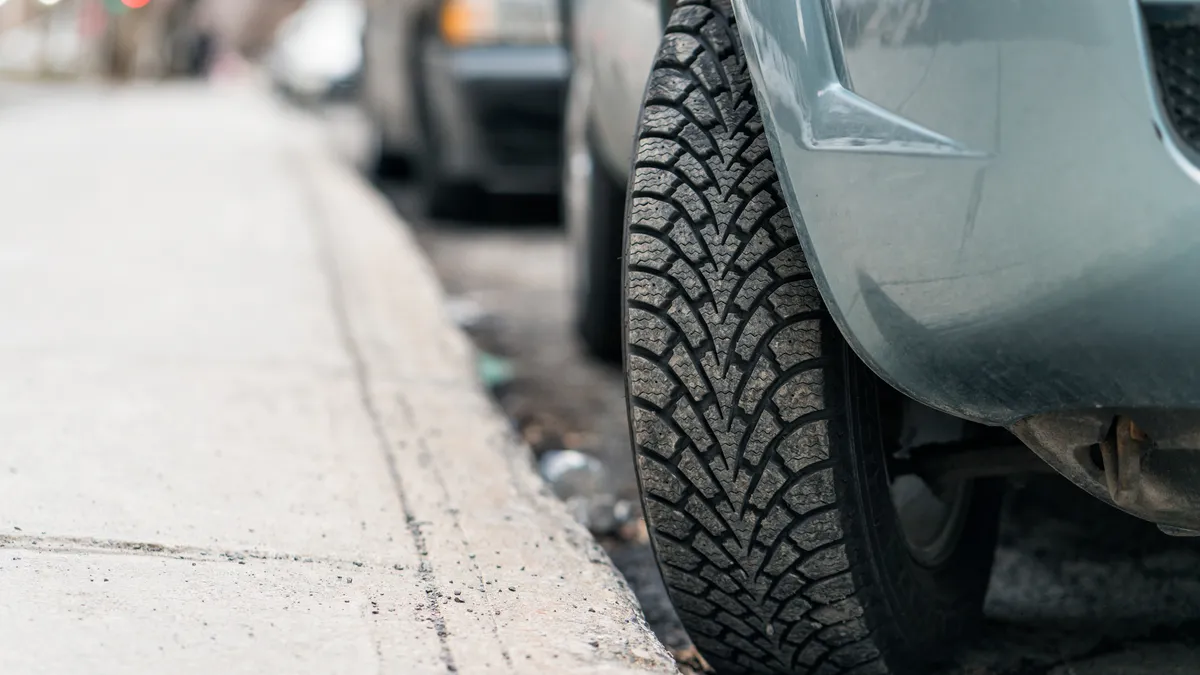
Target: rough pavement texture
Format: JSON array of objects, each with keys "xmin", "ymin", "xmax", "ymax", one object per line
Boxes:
[
  {"xmin": 0, "ymin": 84, "xmax": 674, "ymax": 675},
  {"xmin": 385, "ymin": 194, "xmax": 699, "ymax": 669}
]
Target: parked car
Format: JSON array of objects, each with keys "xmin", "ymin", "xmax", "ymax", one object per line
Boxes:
[
  {"xmin": 268, "ymin": 0, "xmax": 366, "ymax": 102},
  {"xmin": 561, "ymin": 0, "xmax": 663, "ymax": 361},
  {"xmin": 360, "ymin": 0, "xmax": 566, "ymax": 216},
  {"xmin": 570, "ymin": 0, "xmax": 1200, "ymax": 673}
]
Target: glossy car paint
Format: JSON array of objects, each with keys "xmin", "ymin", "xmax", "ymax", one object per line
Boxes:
[{"xmin": 733, "ymin": 0, "xmax": 1200, "ymax": 426}]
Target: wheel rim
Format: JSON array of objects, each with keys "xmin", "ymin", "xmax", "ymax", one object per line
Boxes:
[{"xmin": 890, "ymin": 473, "xmax": 973, "ymax": 567}]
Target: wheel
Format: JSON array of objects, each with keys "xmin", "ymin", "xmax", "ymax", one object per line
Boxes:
[
  {"xmin": 565, "ymin": 82, "xmax": 625, "ymax": 362},
  {"xmin": 412, "ymin": 31, "xmax": 479, "ymax": 220},
  {"xmin": 419, "ymin": 160, "xmax": 481, "ymax": 221},
  {"xmin": 623, "ymin": 2, "xmax": 1002, "ymax": 674},
  {"xmin": 369, "ymin": 141, "xmax": 413, "ymax": 181},
  {"xmin": 570, "ymin": 133, "xmax": 624, "ymax": 362},
  {"xmin": 413, "ymin": 99, "xmax": 480, "ymax": 220}
]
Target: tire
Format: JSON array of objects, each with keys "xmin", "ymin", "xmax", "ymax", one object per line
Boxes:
[
  {"xmin": 420, "ymin": 163, "xmax": 480, "ymax": 221},
  {"xmin": 412, "ymin": 31, "xmax": 479, "ymax": 220},
  {"xmin": 623, "ymin": 2, "xmax": 1002, "ymax": 674},
  {"xmin": 413, "ymin": 103, "xmax": 480, "ymax": 220},
  {"xmin": 566, "ymin": 123, "xmax": 626, "ymax": 363},
  {"xmin": 563, "ymin": 7, "xmax": 622, "ymax": 362},
  {"xmin": 370, "ymin": 143, "xmax": 413, "ymax": 181}
]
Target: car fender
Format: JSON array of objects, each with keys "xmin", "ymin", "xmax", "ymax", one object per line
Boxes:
[{"xmin": 733, "ymin": 0, "xmax": 1200, "ymax": 425}]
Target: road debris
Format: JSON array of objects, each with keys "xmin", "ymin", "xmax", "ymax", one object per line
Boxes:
[
  {"xmin": 476, "ymin": 352, "xmax": 515, "ymax": 390},
  {"xmin": 539, "ymin": 450, "xmax": 634, "ymax": 535}
]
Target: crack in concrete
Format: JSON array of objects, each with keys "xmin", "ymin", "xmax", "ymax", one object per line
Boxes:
[
  {"xmin": 297, "ymin": 156, "xmax": 459, "ymax": 674},
  {"xmin": 0, "ymin": 534, "xmax": 392, "ymax": 568},
  {"xmin": 412, "ymin": 427, "xmax": 514, "ymax": 669}
]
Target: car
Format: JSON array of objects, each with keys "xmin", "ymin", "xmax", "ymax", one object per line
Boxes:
[
  {"xmin": 568, "ymin": 0, "xmax": 1200, "ymax": 673},
  {"xmin": 561, "ymin": 0, "xmax": 664, "ymax": 361},
  {"xmin": 268, "ymin": 0, "xmax": 366, "ymax": 102},
  {"xmin": 360, "ymin": 0, "xmax": 567, "ymax": 216}
]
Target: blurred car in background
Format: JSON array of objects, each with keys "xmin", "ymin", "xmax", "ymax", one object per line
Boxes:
[
  {"xmin": 360, "ymin": 0, "xmax": 566, "ymax": 216},
  {"xmin": 561, "ymin": 0, "xmax": 665, "ymax": 360},
  {"xmin": 268, "ymin": 0, "xmax": 366, "ymax": 102}
]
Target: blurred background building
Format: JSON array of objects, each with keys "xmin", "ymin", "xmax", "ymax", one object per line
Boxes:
[{"xmin": 0, "ymin": 0, "xmax": 303, "ymax": 79}]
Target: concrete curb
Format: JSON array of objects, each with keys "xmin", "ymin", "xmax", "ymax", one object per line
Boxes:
[
  {"xmin": 297, "ymin": 118, "xmax": 677, "ymax": 674},
  {"xmin": 0, "ymin": 84, "xmax": 674, "ymax": 674}
]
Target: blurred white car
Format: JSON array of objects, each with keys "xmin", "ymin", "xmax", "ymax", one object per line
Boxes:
[{"xmin": 269, "ymin": 0, "xmax": 366, "ymax": 101}]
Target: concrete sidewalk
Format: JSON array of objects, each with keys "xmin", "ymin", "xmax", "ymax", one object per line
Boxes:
[{"xmin": 0, "ymin": 84, "xmax": 673, "ymax": 675}]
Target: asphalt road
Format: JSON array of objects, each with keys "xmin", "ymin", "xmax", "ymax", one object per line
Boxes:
[{"xmin": 379, "ymin": 182, "xmax": 1200, "ymax": 675}]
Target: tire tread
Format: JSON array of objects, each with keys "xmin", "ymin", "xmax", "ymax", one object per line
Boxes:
[{"xmin": 626, "ymin": 2, "xmax": 889, "ymax": 673}]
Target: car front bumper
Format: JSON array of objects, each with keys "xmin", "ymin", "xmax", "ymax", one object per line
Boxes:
[
  {"xmin": 737, "ymin": 0, "xmax": 1200, "ymax": 426},
  {"xmin": 423, "ymin": 43, "xmax": 567, "ymax": 194}
]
